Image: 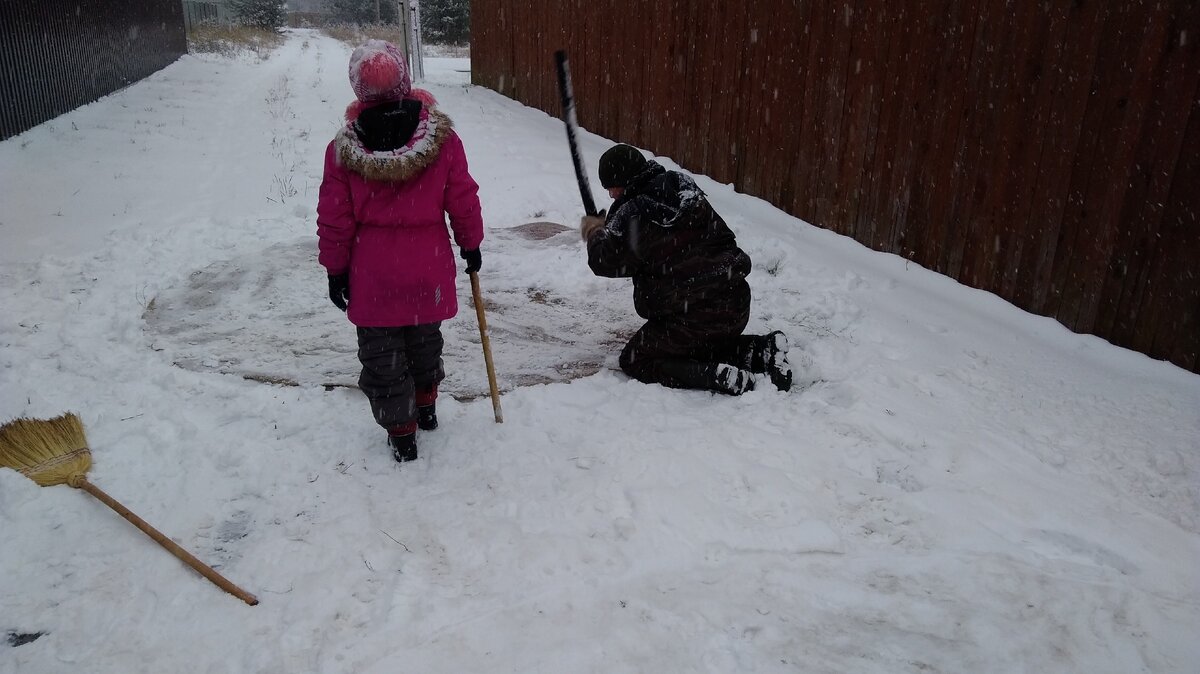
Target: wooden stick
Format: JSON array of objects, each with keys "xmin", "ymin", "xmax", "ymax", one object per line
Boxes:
[
  {"xmin": 469, "ymin": 272, "xmax": 503, "ymax": 423},
  {"xmin": 78, "ymin": 479, "xmax": 259, "ymax": 606}
]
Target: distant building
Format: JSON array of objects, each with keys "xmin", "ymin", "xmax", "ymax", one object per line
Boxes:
[
  {"xmin": 289, "ymin": 0, "xmax": 329, "ymax": 11},
  {"xmin": 287, "ymin": 0, "xmax": 333, "ymax": 25},
  {"xmin": 182, "ymin": 0, "xmax": 235, "ymax": 29}
]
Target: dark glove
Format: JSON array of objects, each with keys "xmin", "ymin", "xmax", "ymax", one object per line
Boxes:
[
  {"xmin": 328, "ymin": 272, "xmax": 350, "ymax": 311},
  {"xmin": 460, "ymin": 247, "xmax": 482, "ymax": 274}
]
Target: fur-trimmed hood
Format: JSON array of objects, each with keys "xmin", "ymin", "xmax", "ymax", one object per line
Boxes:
[{"xmin": 334, "ymin": 102, "xmax": 453, "ymax": 183}]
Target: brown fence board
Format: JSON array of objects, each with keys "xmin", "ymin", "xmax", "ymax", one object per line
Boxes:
[
  {"xmin": 757, "ymin": 0, "xmax": 801, "ymax": 211},
  {"xmin": 707, "ymin": 2, "xmax": 747, "ymax": 186},
  {"xmin": 687, "ymin": 2, "xmax": 716, "ymax": 175},
  {"xmin": 673, "ymin": 0, "xmax": 702, "ymax": 174},
  {"xmin": 472, "ymin": 0, "xmax": 1200, "ymax": 373},
  {"xmin": 1006, "ymin": 2, "xmax": 1072, "ymax": 307},
  {"xmin": 511, "ymin": 0, "xmax": 524, "ymax": 99},
  {"xmin": 467, "ymin": 0, "xmax": 486, "ymax": 86},
  {"xmin": 1080, "ymin": 4, "xmax": 1171, "ymax": 333},
  {"xmin": 981, "ymin": 0, "xmax": 1045, "ymax": 298},
  {"xmin": 908, "ymin": 0, "xmax": 979, "ymax": 276},
  {"xmin": 640, "ymin": 0, "xmax": 673, "ymax": 157},
  {"xmin": 1161, "ymin": 105, "xmax": 1199, "ymax": 372},
  {"xmin": 735, "ymin": 2, "xmax": 768, "ymax": 200},
  {"xmin": 745, "ymin": 0, "xmax": 776, "ymax": 204},
  {"xmin": 832, "ymin": 0, "xmax": 881, "ymax": 243},
  {"xmin": 812, "ymin": 2, "xmax": 855, "ymax": 232},
  {"xmin": 793, "ymin": 0, "xmax": 834, "ymax": 221},
  {"xmin": 938, "ymin": 2, "xmax": 997, "ymax": 283},
  {"xmin": 582, "ymin": 0, "xmax": 606, "ymax": 134},
  {"xmin": 774, "ymin": 1, "xmax": 815, "ymax": 216},
  {"xmin": 956, "ymin": 0, "xmax": 1018, "ymax": 291},
  {"xmin": 1064, "ymin": 5, "xmax": 1168, "ymax": 335},
  {"xmin": 879, "ymin": 0, "xmax": 932, "ymax": 256},
  {"xmin": 854, "ymin": 0, "xmax": 899, "ymax": 249},
  {"xmin": 1024, "ymin": 1, "xmax": 1104, "ymax": 315},
  {"xmin": 1136, "ymin": 96, "xmax": 1200, "ymax": 369},
  {"xmin": 1093, "ymin": 6, "xmax": 1186, "ymax": 341},
  {"xmin": 511, "ymin": 0, "xmax": 527, "ymax": 101},
  {"xmin": 1050, "ymin": 4, "xmax": 1136, "ymax": 327},
  {"xmin": 1105, "ymin": 5, "xmax": 1200, "ymax": 349}
]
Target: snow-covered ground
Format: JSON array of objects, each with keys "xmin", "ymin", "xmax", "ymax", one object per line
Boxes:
[{"xmin": 1, "ymin": 29, "xmax": 1198, "ymax": 673}]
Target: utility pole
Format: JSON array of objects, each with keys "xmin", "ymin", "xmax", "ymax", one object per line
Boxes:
[
  {"xmin": 409, "ymin": 1, "xmax": 424, "ymax": 80},
  {"xmin": 396, "ymin": 1, "xmax": 410, "ymax": 70},
  {"xmin": 396, "ymin": 0, "xmax": 424, "ymax": 81}
]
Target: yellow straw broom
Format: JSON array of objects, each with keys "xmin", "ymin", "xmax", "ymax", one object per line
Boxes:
[{"xmin": 0, "ymin": 413, "xmax": 258, "ymax": 606}]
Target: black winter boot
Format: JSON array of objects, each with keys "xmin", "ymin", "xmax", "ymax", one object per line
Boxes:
[
  {"xmin": 416, "ymin": 384, "xmax": 438, "ymax": 431},
  {"xmin": 763, "ymin": 331, "xmax": 793, "ymax": 392},
  {"xmin": 417, "ymin": 404, "xmax": 438, "ymax": 431},
  {"xmin": 712, "ymin": 364, "xmax": 756, "ymax": 395},
  {"xmin": 389, "ymin": 433, "xmax": 418, "ymax": 462},
  {"xmin": 387, "ymin": 423, "xmax": 418, "ymax": 462}
]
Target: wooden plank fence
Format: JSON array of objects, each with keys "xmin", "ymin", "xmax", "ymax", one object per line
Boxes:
[
  {"xmin": 471, "ymin": 0, "xmax": 1200, "ymax": 373},
  {"xmin": 0, "ymin": 0, "xmax": 187, "ymax": 141}
]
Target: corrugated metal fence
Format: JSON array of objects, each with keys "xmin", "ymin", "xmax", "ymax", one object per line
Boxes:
[
  {"xmin": 471, "ymin": 0, "xmax": 1200, "ymax": 373},
  {"xmin": 0, "ymin": 0, "xmax": 187, "ymax": 141}
]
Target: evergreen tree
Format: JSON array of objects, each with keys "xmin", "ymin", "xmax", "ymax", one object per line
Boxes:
[
  {"xmin": 419, "ymin": 0, "xmax": 469, "ymax": 45},
  {"xmin": 229, "ymin": 0, "xmax": 287, "ymax": 29}
]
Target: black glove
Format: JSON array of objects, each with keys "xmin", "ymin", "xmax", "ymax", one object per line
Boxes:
[
  {"xmin": 328, "ymin": 273, "xmax": 350, "ymax": 311},
  {"xmin": 460, "ymin": 247, "xmax": 482, "ymax": 274}
]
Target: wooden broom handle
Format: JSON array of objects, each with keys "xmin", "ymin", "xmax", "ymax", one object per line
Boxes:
[
  {"xmin": 77, "ymin": 479, "xmax": 259, "ymax": 606},
  {"xmin": 470, "ymin": 272, "xmax": 504, "ymax": 423}
]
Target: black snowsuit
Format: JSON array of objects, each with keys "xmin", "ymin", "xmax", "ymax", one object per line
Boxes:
[{"xmin": 586, "ymin": 161, "xmax": 764, "ymax": 391}]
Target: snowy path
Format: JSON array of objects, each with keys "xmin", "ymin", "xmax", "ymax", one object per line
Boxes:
[{"xmin": 1, "ymin": 30, "xmax": 1198, "ymax": 674}]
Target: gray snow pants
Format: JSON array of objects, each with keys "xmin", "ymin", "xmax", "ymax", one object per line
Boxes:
[{"xmin": 356, "ymin": 323, "xmax": 445, "ymax": 430}]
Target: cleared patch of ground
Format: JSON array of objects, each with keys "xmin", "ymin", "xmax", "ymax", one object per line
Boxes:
[{"xmin": 143, "ymin": 222, "xmax": 637, "ymax": 400}]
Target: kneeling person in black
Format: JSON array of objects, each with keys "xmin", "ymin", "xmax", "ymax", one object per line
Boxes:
[{"xmin": 581, "ymin": 143, "xmax": 792, "ymax": 395}]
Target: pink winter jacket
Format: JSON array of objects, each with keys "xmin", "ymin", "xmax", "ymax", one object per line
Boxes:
[{"xmin": 317, "ymin": 104, "xmax": 484, "ymax": 327}]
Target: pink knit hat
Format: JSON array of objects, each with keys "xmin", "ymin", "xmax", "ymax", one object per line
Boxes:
[{"xmin": 348, "ymin": 40, "xmax": 411, "ymax": 104}]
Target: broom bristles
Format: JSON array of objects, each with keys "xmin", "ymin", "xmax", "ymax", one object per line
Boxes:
[{"xmin": 0, "ymin": 413, "xmax": 92, "ymax": 487}]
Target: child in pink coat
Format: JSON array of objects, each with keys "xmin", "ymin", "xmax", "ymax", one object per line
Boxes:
[{"xmin": 317, "ymin": 40, "xmax": 484, "ymax": 462}]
